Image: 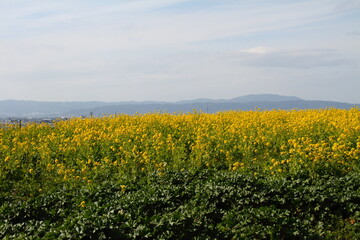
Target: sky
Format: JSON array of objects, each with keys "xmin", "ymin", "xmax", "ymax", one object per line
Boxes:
[{"xmin": 0, "ymin": 0, "xmax": 359, "ymax": 103}]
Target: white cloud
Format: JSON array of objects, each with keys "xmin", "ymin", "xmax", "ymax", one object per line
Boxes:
[
  {"xmin": 231, "ymin": 47, "xmax": 354, "ymax": 69},
  {"xmin": 241, "ymin": 46, "xmax": 277, "ymax": 54}
]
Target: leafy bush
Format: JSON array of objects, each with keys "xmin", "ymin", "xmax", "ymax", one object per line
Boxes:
[{"xmin": 1, "ymin": 170, "xmax": 359, "ymax": 239}]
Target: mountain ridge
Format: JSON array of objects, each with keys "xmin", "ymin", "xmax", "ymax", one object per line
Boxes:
[{"xmin": 0, "ymin": 94, "xmax": 358, "ymax": 118}]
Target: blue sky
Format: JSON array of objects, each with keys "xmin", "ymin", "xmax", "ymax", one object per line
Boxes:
[{"xmin": 0, "ymin": 0, "xmax": 359, "ymax": 103}]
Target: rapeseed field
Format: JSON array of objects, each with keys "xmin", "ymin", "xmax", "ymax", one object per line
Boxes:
[{"xmin": 1, "ymin": 109, "xmax": 359, "ymax": 239}]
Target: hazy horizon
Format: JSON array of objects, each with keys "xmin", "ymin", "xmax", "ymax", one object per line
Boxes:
[
  {"xmin": 1, "ymin": 0, "xmax": 359, "ymax": 103},
  {"xmin": 2, "ymin": 93, "xmax": 360, "ymax": 105}
]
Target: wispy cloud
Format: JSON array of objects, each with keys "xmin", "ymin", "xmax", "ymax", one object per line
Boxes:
[
  {"xmin": 0, "ymin": 0, "xmax": 345, "ymax": 44},
  {"xmin": 334, "ymin": 0, "xmax": 360, "ymax": 12},
  {"xmin": 0, "ymin": 0, "xmax": 359, "ymax": 102},
  {"xmin": 347, "ymin": 30, "xmax": 360, "ymax": 36}
]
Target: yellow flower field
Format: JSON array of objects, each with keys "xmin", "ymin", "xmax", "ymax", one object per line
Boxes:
[{"xmin": 1, "ymin": 108, "xmax": 359, "ymax": 185}]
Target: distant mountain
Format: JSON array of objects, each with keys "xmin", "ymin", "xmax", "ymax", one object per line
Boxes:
[
  {"xmin": 0, "ymin": 94, "xmax": 358, "ymax": 118},
  {"xmin": 229, "ymin": 94, "xmax": 301, "ymax": 103},
  {"xmin": 175, "ymin": 94, "xmax": 301, "ymax": 104},
  {"xmin": 67, "ymin": 100, "xmax": 359, "ymax": 117}
]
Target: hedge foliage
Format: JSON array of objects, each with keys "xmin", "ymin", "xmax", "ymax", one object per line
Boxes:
[{"xmin": 1, "ymin": 170, "xmax": 359, "ymax": 239}]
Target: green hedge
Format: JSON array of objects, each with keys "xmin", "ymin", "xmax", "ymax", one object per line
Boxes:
[{"xmin": 1, "ymin": 170, "xmax": 359, "ymax": 239}]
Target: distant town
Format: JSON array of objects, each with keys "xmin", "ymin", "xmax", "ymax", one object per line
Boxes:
[{"xmin": 0, "ymin": 117, "xmax": 71, "ymax": 126}]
